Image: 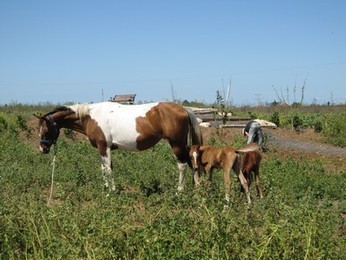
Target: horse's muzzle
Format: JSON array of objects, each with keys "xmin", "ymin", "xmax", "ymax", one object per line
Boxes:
[{"xmin": 40, "ymin": 145, "xmax": 50, "ymax": 154}]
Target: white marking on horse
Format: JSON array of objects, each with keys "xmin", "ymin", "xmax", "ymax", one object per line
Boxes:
[{"xmin": 69, "ymin": 102, "xmax": 159, "ymax": 151}]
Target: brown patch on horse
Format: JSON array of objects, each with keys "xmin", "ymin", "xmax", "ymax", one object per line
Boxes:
[
  {"xmin": 136, "ymin": 103, "xmax": 189, "ymax": 154},
  {"xmin": 82, "ymin": 116, "xmax": 109, "ymax": 157}
]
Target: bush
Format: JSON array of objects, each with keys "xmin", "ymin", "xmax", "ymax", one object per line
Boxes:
[
  {"xmin": 292, "ymin": 115, "xmax": 303, "ymax": 129},
  {"xmin": 0, "ymin": 116, "xmax": 8, "ymax": 132},
  {"xmin": 270, "ymin": 111, "xmax": 280, "ymax": 127},
  {"xmin": 313, "ymin": 121, "xmax": 323, "ymax": 133},
  {"xmin": 322, "ymin": 114, "xmax": 346, "ymax": 147}
]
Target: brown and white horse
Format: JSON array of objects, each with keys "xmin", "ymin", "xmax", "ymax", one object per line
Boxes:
[
  {"xmin": 35, "ymin": 102, "xmax": 202, "ymax": 193},
  {"xmin": 189, "ymin": 144, "xmax": 260, "ymax": 204}
]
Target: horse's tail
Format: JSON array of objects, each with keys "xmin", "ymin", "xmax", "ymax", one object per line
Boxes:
[{"xmin": 186, "ymin": 109, "xmax": 203, "ymax": 147}]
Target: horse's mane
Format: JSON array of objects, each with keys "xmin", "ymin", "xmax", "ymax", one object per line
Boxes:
[
  {"xmin": 68, "ymin": 103, "xmax": 90, "ymax": 119},
  {"xmin": 43, "ymin": 106, "xmax": 71, "ymax": 117}
]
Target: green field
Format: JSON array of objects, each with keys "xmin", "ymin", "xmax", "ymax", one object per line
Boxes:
[{"xmin": 0, "ymin": 104, "xmax": 345, "ymax": 259}]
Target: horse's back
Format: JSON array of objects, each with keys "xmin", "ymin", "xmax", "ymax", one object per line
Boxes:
[
  {"xmin": 85, "ymin": 102, "xmax": 159, "ymax": 150},
  {"xmin": 86, "ymin": 102, "xmax": 190, "ymax": 151}
]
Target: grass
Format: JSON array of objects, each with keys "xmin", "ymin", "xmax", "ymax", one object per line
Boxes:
[{"xmin": 0, "ymin": 105, "xmax": 345, "ymax": 259}]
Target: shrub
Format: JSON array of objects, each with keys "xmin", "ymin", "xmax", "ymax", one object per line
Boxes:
[
  {"xmin": 322, "ymin": 114, "xmax": 346, "ymax": 147},
  {"xmin": 292, "ymin": 115, "xmax": 303, "ymax": 129},
  {"xmin": 313, "ymin": 121, "xmax": 323, "ymax": 133},
  {"xmin": 0, "ymin": 115, "xmax": 8, "ymax": 132},
  {"xmin": 270, "ymin": 111, "xmax": 280, "ymax": 127}
]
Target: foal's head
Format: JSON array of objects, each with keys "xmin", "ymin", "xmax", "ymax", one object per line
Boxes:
[{"xmin": 189, "ymin": 145, "xmax": 201, "ymax": 171}]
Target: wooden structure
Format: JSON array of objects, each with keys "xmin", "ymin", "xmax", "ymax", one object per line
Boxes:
[{"xmin": 109, "ymin": 94, "xmax": 136, "ymax": 104}]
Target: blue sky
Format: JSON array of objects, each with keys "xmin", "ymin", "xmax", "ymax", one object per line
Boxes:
[{"xmin": 1, "ymin": 1, "xmax": 345, "ymax": 105}]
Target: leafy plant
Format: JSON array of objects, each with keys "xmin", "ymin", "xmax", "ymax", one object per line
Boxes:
[
  {"xmin": 0, "ymin": 103, "xmax": 345, "ymax": 259},
  {"xmin": 313, "ymin": 120, "xmax": 323, "ymax": 133},
  {"xmin": 292, "ymin": 114, "xmax": 303, "ymax": 130},
  {"xmin": 270, "ymin": 111, "xmax": 280, "ymax": 127}
]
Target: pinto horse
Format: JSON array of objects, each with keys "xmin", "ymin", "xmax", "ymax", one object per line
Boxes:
[{"xmin": 35, "ymin": 102, "xmax": 202, "ymax": 193}]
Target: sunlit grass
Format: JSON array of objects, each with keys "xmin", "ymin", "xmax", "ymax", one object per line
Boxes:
[{"xmin": 0, "ymin": 105, "xmax": 345, "ymax": 258}]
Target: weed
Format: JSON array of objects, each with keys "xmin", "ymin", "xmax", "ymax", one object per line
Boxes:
[{"xmin": 0, "ymin": 104, "xmax": 345, "ymax": 258}]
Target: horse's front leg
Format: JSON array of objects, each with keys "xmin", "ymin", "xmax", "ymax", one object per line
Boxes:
[
  {"xmin": 177, "ymin": 160, "xmax": 188, "ymax": 192},
  {"xmin": 100, "ymin": 147, "xmax": 115, "ymax": 193}
]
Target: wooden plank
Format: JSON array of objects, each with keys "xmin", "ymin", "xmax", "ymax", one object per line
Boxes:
[
  {"xmin": 219, "ymin": 124, "xmax": 277, "ymax": 129},
  {"xmin": 197, "ymin": 115, "xmax": 251, "ymax": 122}
]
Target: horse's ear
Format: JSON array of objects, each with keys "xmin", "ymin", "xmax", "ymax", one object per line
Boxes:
[
  {"xmin": 199, "ymin": 145, "xmax": 209, "ymax": 152},
  {"xmin": 33, "ymin": 112, "xmax": 42, "ymax": 119}
]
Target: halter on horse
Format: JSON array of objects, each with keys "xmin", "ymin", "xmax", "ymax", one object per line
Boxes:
[{"xmin": 35, "ymin": 102, "xmax": 202, "ymax": 193}]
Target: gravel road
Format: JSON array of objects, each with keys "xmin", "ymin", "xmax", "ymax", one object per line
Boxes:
[{"xmin": 264, "ymin": 129, "xmax": 346, "ymax": 158}]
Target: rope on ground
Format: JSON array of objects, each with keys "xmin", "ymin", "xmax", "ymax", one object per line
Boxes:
[{"xmin": 47, "ymin": 145, "xmax": 57, "ymax": 207}]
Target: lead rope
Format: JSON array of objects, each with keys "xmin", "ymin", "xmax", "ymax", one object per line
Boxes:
[{"xmin": 47, "ymin": 144, "xmax": 57, "ymax": 207}]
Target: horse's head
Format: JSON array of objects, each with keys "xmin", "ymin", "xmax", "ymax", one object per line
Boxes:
[{"xmin": 34, "ymin": 112, "xmax": 60, "ymax": 154}]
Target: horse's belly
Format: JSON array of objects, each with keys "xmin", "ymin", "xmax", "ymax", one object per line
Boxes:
[
  {"xmin": 110, "ymin": 128, "xmax": 140, "ymax": 151},
  {"xmin": 113, "ymin": 139, "xmax": 139, "ymax": 151}
]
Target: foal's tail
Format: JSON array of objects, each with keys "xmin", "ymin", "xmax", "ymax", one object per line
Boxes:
[
  {"xmin": 186, "ymin": 110, "xmax": 203, "ymax": 147},
  {"xmin": 236, "ymin": 143, "xmax": 260, "ymax": 153}
]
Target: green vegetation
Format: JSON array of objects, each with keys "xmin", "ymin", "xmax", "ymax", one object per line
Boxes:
[{"xmin": 0, "ymin": 104, "xmax": 345, "ymax": 258}]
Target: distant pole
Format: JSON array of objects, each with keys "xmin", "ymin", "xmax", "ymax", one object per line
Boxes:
[
  {"xmin": 170, "ymin": 81, "xmax": 176, "ymax": 102},
  {"xmin": 101, "ymin": 88, "xmax": 104, "ymax": 102},
  {"xmin": 226, "ymin": 79, "xmax": 231, "ymax": 107}
]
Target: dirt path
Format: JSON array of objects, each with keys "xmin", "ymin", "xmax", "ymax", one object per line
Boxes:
[{"xmin": 264, "ymin": 128, "xmax": 346, "ymax": 158}]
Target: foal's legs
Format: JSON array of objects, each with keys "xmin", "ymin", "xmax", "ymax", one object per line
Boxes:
[
  {"xmin": 193, "ymin": 168, "xmax": 201, "ymax": 186},
  {"xmin": 254, "ymin": 167, "xmax": 264, "ymax": 199},
  {"xmin": 238, "ymin": 171, "xmax": 251, "ymax": 204},
  {"xmin": 234, "ymin": 160, "xmax": 251, "ymax": 204},
  {"xmin": 222, "ymin": 168, "xmax": 231, "ymax": 203}
]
